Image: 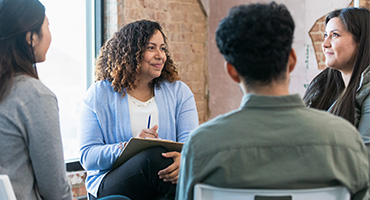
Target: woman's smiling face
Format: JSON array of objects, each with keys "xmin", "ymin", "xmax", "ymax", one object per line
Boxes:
[
  {"xmin": 139, "ymin": 30, "xmax": 167, "ymax": 83},
  {"xmin": 322, "ymin": 17, "xmax": 358, "ymax": 74}
]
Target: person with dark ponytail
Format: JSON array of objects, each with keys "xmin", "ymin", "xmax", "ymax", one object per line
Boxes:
[
  {"xmin": 304, "ymin": 7, "xmax": 370, "ymax": 144},
  {"xmin": 0, "ymin": 0, "xmax": 72, "ymax": 199}
]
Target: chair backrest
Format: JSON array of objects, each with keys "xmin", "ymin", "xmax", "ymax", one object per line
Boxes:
[
  {"xmin": 0, "ymin": 175, "xmax": 17, "ymax": 200},
  {"xmin": 194, "ymin": 184, "xmax": 350, "ymax": 200}
]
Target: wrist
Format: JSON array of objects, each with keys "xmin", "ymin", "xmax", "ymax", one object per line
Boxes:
[{"xmin": 118, "ymin": 142, "xmax": 127, "ymax": 150}]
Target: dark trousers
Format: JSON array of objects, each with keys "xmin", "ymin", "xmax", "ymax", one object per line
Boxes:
[{"xmin": 89, "ymin": 146, "xmax": 176, "ymax": 200}]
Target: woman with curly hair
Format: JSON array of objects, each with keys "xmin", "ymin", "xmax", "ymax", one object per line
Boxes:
[{"xmin": 79, "ymin": 20, "xmax": 199, "ymax": 200}]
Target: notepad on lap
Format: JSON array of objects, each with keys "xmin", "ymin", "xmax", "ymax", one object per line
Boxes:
[{"xmin": 111, "ymin": 137, "xmax": 183, "ymax": 170}]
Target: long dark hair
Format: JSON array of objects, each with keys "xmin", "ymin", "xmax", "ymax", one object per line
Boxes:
[
  {"xmin": 304, "ymin": 7, "xmax": 370, "ymax": 124},
  {"xmin": 0, "ymin": 0, "xmax": 45, "ymax": 102},
  {"xmin": 95, "ymin": 20, "xmax": 179, "ymax": 96}
]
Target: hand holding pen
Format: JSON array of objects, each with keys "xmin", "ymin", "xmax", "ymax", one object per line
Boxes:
[{"xmin": 136, "ymin": 114, "xmax": 158, "ymax": 139}]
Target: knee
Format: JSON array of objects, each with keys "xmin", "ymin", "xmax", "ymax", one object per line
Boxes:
[
  {"xmin": 137, "ymin": 146, "xmax": 174, "ymax": 169},
  {"xmin": 141, "ymin": 146, "xmax": 168, "ymax": 156}
]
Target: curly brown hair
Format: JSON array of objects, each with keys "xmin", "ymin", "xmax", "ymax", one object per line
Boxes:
[{"xmin": 95, "ymin": 20, "xmax": 180, "ymax": 95}]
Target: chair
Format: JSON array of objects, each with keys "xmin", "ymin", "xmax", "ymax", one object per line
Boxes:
[
  {"xmin": 193, "ymin": 184, "xmax": 350, "ymax": 200},
  {"xmin": 0, "ymin": 175, "xmax": 16, "ymax": 200}
]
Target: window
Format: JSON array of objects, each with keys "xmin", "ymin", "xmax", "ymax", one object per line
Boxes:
[{"xmin": 37, "ymin": 0, "xmax": 102, "ymax": 161}]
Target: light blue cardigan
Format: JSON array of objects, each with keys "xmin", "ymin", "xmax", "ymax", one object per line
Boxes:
[{"xmin": 79, "ymin": 80, "xmax": 199, "ymax": 197}]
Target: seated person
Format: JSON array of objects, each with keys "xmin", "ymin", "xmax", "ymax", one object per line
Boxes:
[
  {"xmin": 0, "ymin": 0, "xmax": 72, "ymax": 199},
  {"xmin": 79, "ymin": 20, "xmax": 199, "ymax": 200},
  {"xmin": 176, "ymin": 2, "xmax": 369, "ymax": 200}
]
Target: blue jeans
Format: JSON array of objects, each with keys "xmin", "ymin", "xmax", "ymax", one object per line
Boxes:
[{"xmin": 89, "ymin": 146, "xmax": 176, "ymax": 200}]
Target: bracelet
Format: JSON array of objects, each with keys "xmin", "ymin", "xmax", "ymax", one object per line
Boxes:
[{"xmin": 118, "ymin": 142, "xmax": 126, "ymax": 150}]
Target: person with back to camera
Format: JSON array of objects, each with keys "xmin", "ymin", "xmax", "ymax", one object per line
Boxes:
[
  {"xmin": 0, "ymin": 0, "xmax": 72, "ymax": 199},
  {"xmin": 304, "ymin": 7, "xmax": 370, "ymax": 160},
  {"xmin": 176, "ymin": 2, "xmax": 369, "ymax": 200},
  {"xmin": 79, "ymin": 20, "xmax": 199, "ymax": 200}
]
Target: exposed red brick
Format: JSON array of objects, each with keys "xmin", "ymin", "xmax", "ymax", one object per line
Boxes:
[
  {"xmin": 105, "ymin": 0, "xmax": 208, "ymax": 123},
  {"xmin": 310, "ymin": 24, "xmax": 320, "ymax": 32},
  {"xmin": 311, "ymin": 33, "xmax": 324, "ymax": 43}
]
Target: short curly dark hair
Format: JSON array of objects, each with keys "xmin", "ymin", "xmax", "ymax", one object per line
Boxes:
[
  {"xmin": 216, "ymin": 2, "xmax": 295, "ymax": 86},
  {"xmin": 95, "ymin": 20, "xmax": 179, "ymax": 95}
]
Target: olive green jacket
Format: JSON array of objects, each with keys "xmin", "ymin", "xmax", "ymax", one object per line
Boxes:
[
  {"xmin": 355, "ymin": 65, "xmax": 370, "ymax": 143},
  {"xmin": 177, "ymin": 94, "xmax": 369, "ymax": 200}
]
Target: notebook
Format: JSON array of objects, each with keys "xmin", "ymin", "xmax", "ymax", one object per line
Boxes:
[{"xmin": 111, "ymin": 137, "xmax": 183, "ymax": 170}]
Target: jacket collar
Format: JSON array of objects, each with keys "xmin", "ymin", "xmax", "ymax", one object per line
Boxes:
[
  {"xmin": 240, "ymin": 94, "xmax": 305, "ymax": 109},
  {"xmin": 357, "ymin": 65, "xmax": 370, "ymax": 91}
]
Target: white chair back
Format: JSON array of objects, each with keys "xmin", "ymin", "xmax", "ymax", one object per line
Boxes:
[
  {"xmin": 0, "ymin": 175, "xmax": 16, "ymax": 200},
  {"xmin": 194, "ymin": 184, "xmax": 350, "ymax": 200}
]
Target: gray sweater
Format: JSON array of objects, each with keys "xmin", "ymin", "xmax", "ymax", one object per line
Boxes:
[{"xmin": 0, "ymin": 75, "xmax": 72, "ymax": 200}]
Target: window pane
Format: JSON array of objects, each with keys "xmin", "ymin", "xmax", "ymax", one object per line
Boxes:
[{"xmin": 38, "ymin": 0, "xmax": 87, "ymax": 160}]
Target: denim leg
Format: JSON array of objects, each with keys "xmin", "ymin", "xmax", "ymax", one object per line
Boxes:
[{"xmin": 95, "ymin": 146, "xmax": 176, "ymax": 200}]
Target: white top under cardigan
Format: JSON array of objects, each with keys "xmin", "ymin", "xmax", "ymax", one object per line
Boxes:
[{"xmin": 127, "ymin": 94, "xmax": 159, "ymax": 137}]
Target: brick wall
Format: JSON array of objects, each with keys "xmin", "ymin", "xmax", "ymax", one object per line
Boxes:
[
  {"xmin": 365, "ymin": 0, "xmax": 370, "ymax": 8},
  {"xmin": 309, "ymin": 0, "xmax": 370, "ymax": 70},
  {"xmin": 106, "ymin": 0, "xmax": 209, "ymax": 123},
  {"xmin": 68, "ymin": 171, "xmax": 87, "ymax": 199},
  {"xmin": 308, "ymin": 16, "xmax": 326, "ymax": 70}
]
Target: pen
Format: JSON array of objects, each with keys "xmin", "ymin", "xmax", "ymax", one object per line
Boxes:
[{"xmin": 147, "ymin": 114, "xmax": 151, "ymax": 129}]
